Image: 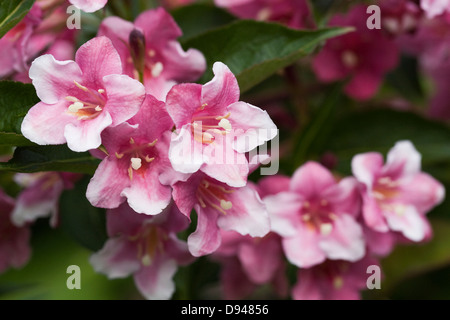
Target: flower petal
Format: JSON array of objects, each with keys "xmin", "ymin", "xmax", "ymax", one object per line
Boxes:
[
  {"xmin": 228, "ymin": 101, "xmax": 278, "ymax": 153},
  {"xmin": 102, "ymin": 74, "xmax": 145, "ymax": 126},
  {"xmin": 290, "ymin": 161, "xmax": 336, "ymax": 199},
  {"xmin": 201, "ymin": 62, "xmax": 240, "ymax": 114},
  {"xmin": 86, "ymin": 157, "xmax": 130, "ymax": 209},
  {"xmin": 89, "ymin": 238, "xmax": 140, "ymax": 278},
  {"xmin": 64, "ymin": 110, "xmax": 113, "ymax": 152},
  {"xmin": 187, "ymin": 204, "xmax": 221, "ymax": 256},
  {"xmin": 21, "ymin": 100, "xmax": 77, "ymax": 145},
  {"xmin": 75, "ymin": 36, "xmax": 122, "ymax": 88},
  {"xmin": 29, "ymin": 54, "xmax": 82, "ymax": 104},
  {"xmin": 318, "ymin": 214, "xmax": 366, "ymax": 262},
  {"xmin": 217, "ymin": 184, "xmax": 270, "ymax": 237}
]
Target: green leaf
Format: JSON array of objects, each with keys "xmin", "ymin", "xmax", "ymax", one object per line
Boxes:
[
  {"xmin": 0, "ymin": 145, "xmax": 100, "ymax": 174},
  {"xmin": 321, "ymin": 108, "xmax": 450, "ymax": 176},
  {"xmin": 0, "ymin": 0, "xmax": 35, "ymax": 38},
  {"xmin": 0, "ymin": 81, "xmax": 39, "ymax": 147},
  {"xmin": 171, "ymin": 3, "xmax": 236, "ymax": 43},
  {"xmin": 182, "ymin": 20, "xmax": 352, "ymax": 93},
  {"xmin": 59, "ymin": 176, "xmax": 108, "ymax": 252}
]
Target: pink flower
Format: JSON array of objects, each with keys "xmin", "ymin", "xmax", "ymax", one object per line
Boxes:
[
  {"xmin": 0, "ymin": 3, "xmax": 77, "ymax": 82},
  {"xmin": 21, "ymin": 36, "xmax": 146, "ymax": 152},
  {"xmin": 11, "ymin": 172, "xmax": 81, "ymax": 228},
  {"xmin": 171, "ymin": 172, "xmax": 271, "ymax": 257},
  {"xmin": 421, "ymin": 0, "xmax": 450, "ymax": 18},
  {"xmin": 86, "ymin": 94, "xmax": 177, "ymax": 215},
  {"xmin": 215, "ymin": 0, "xmax": 315, "ymax": 29},
  {"xmin": 212, "ymin": 230, "xmax": 288, "ymax": 299},
  {"xmin": 292, "ymin": 255, "xmax": 380, "ymax": 300},
  {"xmin": 0, "ymin": 5, "xmax": 42, "ymax": 78},
  {"xmin": 312, "ymin": 5, "xmax": 399, "ymax": 100},
  {"xmin": 0, "ymin": 189, "xmax": 31, "ymax": 274},
  {"xmin": 351, "ymin": 140, "xmax": 445, "ymax": 242},
  {"xmin": 90, "ymin": 202, "xmax": 193, "ymax": 300},
  {"xmin": 69, "ymin": 0, "xmax": 108, "ymax": 12},
  {"xmin": 98, "ymin": 7, "xmax": 206, "ymax": 100},
  {"xmin": 166, "ymin": 62, "xmax": 277, "ymax": 188},
  {"xmin": 264, "ymin": 161, "xmax": 365, "ymax": 268}
]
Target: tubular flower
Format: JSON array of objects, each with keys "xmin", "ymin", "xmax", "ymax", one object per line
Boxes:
[
  {"xmin": 352, "ymin": 140, "xmax": 445, "ymax": 242},
  {"xmin": 21, "ymin": 36, "xmax": 146, "ymax": 152}
]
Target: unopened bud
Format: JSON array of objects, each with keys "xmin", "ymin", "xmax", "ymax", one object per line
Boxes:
[{"xmin": 129, "ymin": 29, "xmax": 146, "ymax": 82}]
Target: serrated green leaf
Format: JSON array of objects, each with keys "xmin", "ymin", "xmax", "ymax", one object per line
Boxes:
[
  {"xmin": 0, "ymin": 81, "xmax": 39, "ymax": 146},
  {"xmin": 182, "ymin": 20, "xmax": 352, "ymax": 93},
  {"xmin": 0, "ymin": 0, "xmax": 35, "ymax": 38},
  {"xmin": 0, "ymin": 145, "xmax": 100, "ymax": 174}
]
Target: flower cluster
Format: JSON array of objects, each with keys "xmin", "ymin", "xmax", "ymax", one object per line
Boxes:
[{"xmin": 0, "ymin": 0, "xmax": 448, "ymax": 301}]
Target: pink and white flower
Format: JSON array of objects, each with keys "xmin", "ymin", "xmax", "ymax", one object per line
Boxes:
[
  {"xmin": 69, "ymin": 0, "xmax": 108, "ymax": 13},
  {"xmin": 312, "ymin": 5, "xmax": 399, "ymax": 100},
  {"xmin": 21, "ymin": 36, "xmax": 146, "ymax": 152},
  {"xmin": 86, "ymin": 94, "xmax": 177, "ymax": 215},
  {"xmin": 215, "ymin": 0, "xmax": 315, "ymax": 29},
  {"xmin": 292, "ymin": 255, "xmax": 380, "ymax": 300},
  {"xmin": 90, "ymin": 202, "xmax": 193, "ymax": 300},
  {"xmin": 352, "ymin": 140, "xmax": 445, "ymax": 242},
  {"xmin": 11, "ymin": 172, "xmax": 80, "ymax": 228},
  {"xmin": 264, "ymin": 161, "xmax": 365, "ymax": 268},
  {"xmin": 166, "ymin": 62, "xmax": 277, "ymax": 188},
  {"xmin": 98, "ymin": 7, "xmax": 206, "ymax": 100},
  {"xmin": 0, "ymin": 189, "xmax": 31, "ymax": 274},
  {"xmin": 171, "ymin": 172, "xmax": 271, "ymax": 257}
]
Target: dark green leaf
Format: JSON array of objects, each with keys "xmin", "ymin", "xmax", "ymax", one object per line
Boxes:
[
  {"xmin": 0, "ymin": 145, "xmax": 100, "ymax": 174},
  {"xmin": 182, "ymin": 20, "xmax": 352, "ymax": 92},
  {"xmin": 0, "ymin": 81, "xmax": 39, "ymax": 147},
  {"xmin": 59, "ymin": 176, "xmax": 107, "ymax": 251},
  {"xmin": 171, "ymin": 3, "xmax": 236, "ymax": 43},
  {"xmin": 0, "ymin": 0, "xmax": 35, "ymax": 38}
]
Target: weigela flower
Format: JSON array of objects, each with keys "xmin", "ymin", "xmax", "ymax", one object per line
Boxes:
[
  {"xmin": 292, "ymin": 255, "xmax": 381, "ymax": 300},
  {"xmin": 98, "ymin": 7, "xmax": 206, "ymax": 100},
  {"xmin": 352, "ymin": 140, "xmax": 445, "ymax": 242},
  {"xmin": 0, "ymin": 5, "xmax": 42, "ymax": 79},
  {"xmin": 69, "ymin": 0, "xmax": 108, "ymax": 13},
  {"xmin": 0, "ymin": 189, "xmax": 31, "ymax": 274},
  {"xmin": 264, "ymin": 161, "xmax": 365, "ymax": 268},
  {"xmin": 86, "ymin": 94, "xmax": 177, "ymax": 215},
  {"xmin": 90, "ymin": 202, "xmax": 193, "ymax": 300},
  {"xmin": 21, "ymin": 36, "xmax": 146, "ymax": 152},
  {"xmin": 215, "ymin": 0, "xmax": 315, "ymax": 29},
  {"xmin": 212, "ymin": 230, "xmax": 288, "ymax": 299},
  {"xmin": 11, "ymin": 172, "xmax": 80, "ymax": 228},
  {"xmin": 166, "ymin": 62, "xmax": 277, "ymax": 188},
  {"xmin": 171, "ymin": 172, "xmax": 271, "ymax": 257},
  {"xmin": 312, "ymin": 4, "xmax": 399, "ymax": 100}
]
